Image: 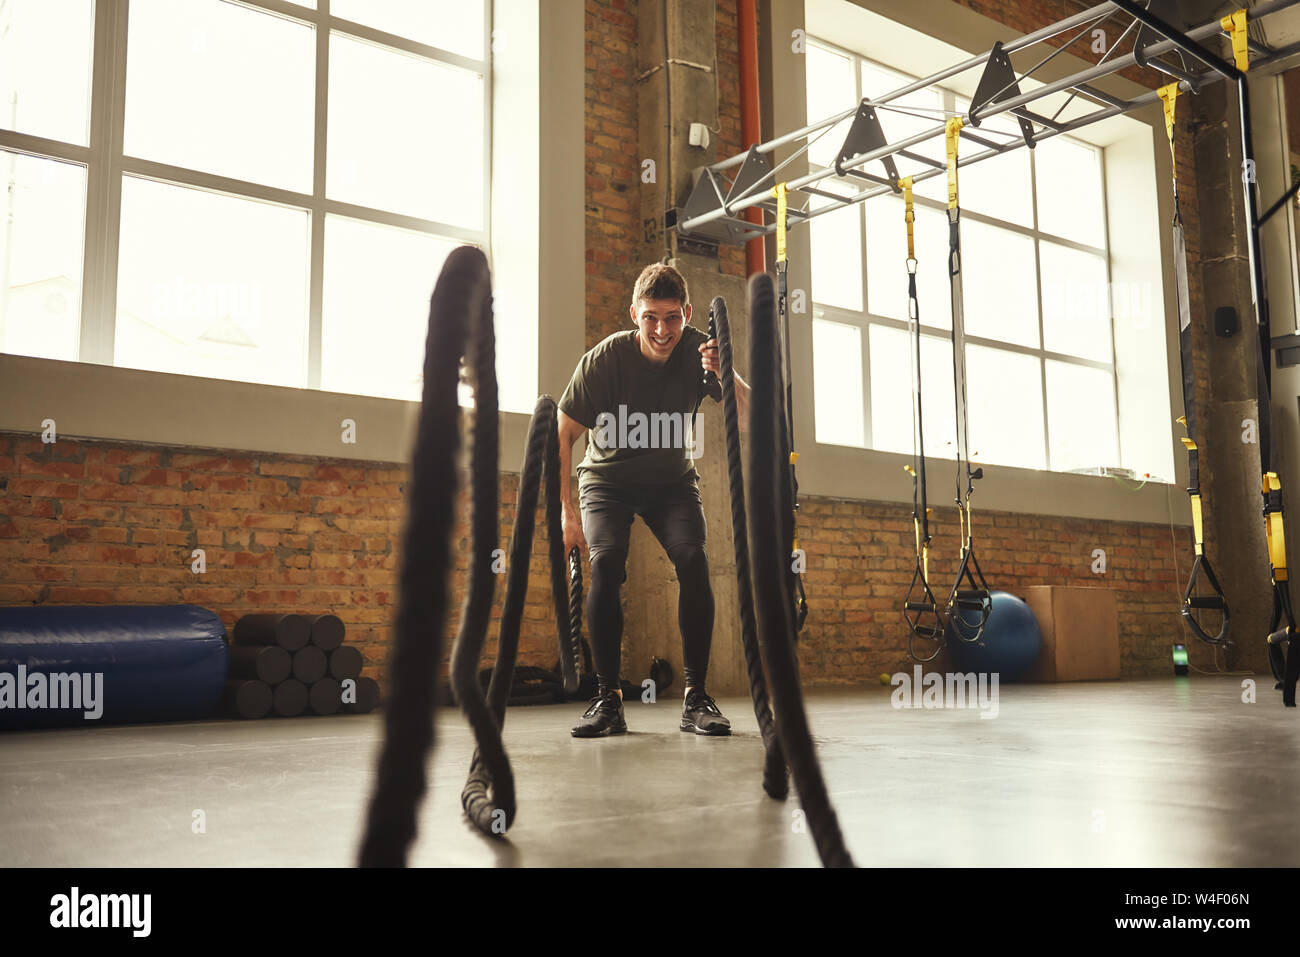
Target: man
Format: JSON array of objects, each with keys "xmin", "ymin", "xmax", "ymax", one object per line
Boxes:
[{"xmin": 558, "ymin": 263, "xmax": 751, "ymax": 737}]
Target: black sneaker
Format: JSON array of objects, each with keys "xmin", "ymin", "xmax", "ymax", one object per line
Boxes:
[
  {"xmin": 571, "ymin": 690, "xmax": 627, "ymax": 738},
  {"xmin": 681, "ymin": 689, "xmax": 731, "ymax": 736}
]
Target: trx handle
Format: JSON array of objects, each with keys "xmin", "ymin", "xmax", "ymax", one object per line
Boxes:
[
  {"xmin": 948, "ymin": 548, "xmax": 992, "ymax": 643},
  {"xmin": 1221, "ymin": 9, "xmax": 1250, "ymax": 73}
]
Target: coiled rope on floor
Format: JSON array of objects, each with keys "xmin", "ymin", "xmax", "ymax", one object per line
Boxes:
[
  {"xmin": 745, "ymin": 272, "xmax": 854, "ymax": 868},
  {"xmin": 710, "ymin": 295, "xmax": 789, "ymax": 800}
]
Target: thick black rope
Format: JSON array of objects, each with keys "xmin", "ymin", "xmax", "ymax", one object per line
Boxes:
[
  {"xmin": 712, "ymin": 296, "xmax": 790, "ymax": 800},
  {"xmin": 462, "ymin": 395, "xmax": 582, "ymax": 835},
  {"xmin": 358, "ymin": 245, "xmax": 491, "ymax": 867},
  {"xmin": 746, "ymin": 273, "xmax": 853, "ymax": 868}
]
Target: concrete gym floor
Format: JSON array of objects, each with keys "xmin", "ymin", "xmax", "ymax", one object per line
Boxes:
[{"xmin": 2, "ymin": 677, "xmax": 1298, "ymax": 867}]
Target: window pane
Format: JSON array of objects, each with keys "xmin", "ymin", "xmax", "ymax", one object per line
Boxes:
[
  {"xmin": 865, "ymin": 193, "xmax": 950, "ymax": 329},
  {"xmin": 124, "ymin": 0, "xmax": 315, "ymax": 192},
  {"xmin": 1046, "ymin": 361, "xmax": 1119, "ymax": 472},
  {"xmin": 806, "ymin": 42, "xmax": 856, "ymax": 170},
  {"xmin": 0, "ymin": 0, "xmax": 94, "ymax": 146},
  {"xmin": 868, "ymin": 324, "xmax": 955, "ymax": 458},
  {"xmin": 1040, "ymin": 241, "xmax": 1111, "ymax": 361},
  {"xmin": 0, "ymin": 152, "xmax": 86, "ymax": 361},
  {"xmin": 810, "ymin": 204, "xmax": 862, "ymax": 311},
  {"xmin": 1035, "ymin": 137, "xmax": 1105, "ymax": 246},
  {"xmin": 322, "ymin": 216, "xmax": 461, "ymax": 401},
  {"xmin": 332, "ymin": 0, "xmax": 485, "ymax": 59},
  {"xmin": 954, "ymin": 96, "xmax": 1033, "ymax": 227},
  {"xmin": 966, "ymin": 345, "xmax": 1045, "ymax": 469},
  {"xmin": 813, "ymin": 318, "xmax": 865, "ymax": 447},
  {"xmin": 961, "ymin": 219, "xmax": 1039, "ymax": 347},
  {"xmin": 115, "ymin": 177, "xmax": 310, "ymax": 386},
  {"xmin": 862, "ymin": 60, "xmax": 946, "ymax": 200},
  {"xmin": 328, "ymin": 34, "xmax": 484, "ymax": 228}
]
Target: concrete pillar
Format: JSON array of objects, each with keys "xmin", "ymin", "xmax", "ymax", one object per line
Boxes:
[
  {"xmin": 1191, "ymin": 79, "xmax": 1275, "ymax": 674},
  {"xmin": 621, "ymin": 0, "xmax": 753, "ymax": 695}
]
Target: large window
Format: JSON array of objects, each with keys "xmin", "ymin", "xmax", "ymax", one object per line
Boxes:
[
  {"xmin": 0, "ymin": 0, "xmax": 490, "ymax": 403},
  {"xmin": 807, "ymin": 39, "xmax": 1121, "ymax": 476}
]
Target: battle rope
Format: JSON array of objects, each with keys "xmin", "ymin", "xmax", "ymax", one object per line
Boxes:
[
  {"xmin": 1158, "ymin": 83, "xmax": 1229, "ymax": 646},
  {"xmin": 711, "ymin": 295, "xmax": 790, "ymax": 800},
  {"xmin": 358, "ymin": 245, "xmax": 495, "ymax": 866},
  {"xmin": 943, "ymin": 118, "xmax": 993, "ymax": 643},
  {"xmin": 770, "ymin": 182, "xmax": 810, "ymax": 634},
  {"xmin": 899, "ymin": 177, "xmax": 946, "ymax": 662},
  {"xmin": 359, "ymin": 248, "xmax": 584, "ymax": 862},
  {"xmin": 746, "ymin": 271, "xmax": 853, "ymax": 868},
  {"xmin": 460, "ymin": 393, "xmax": 582, "ymax": 836}
]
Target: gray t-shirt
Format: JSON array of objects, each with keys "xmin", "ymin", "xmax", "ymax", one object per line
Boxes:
[{"xmin": 559, "ymin": 326, "xmax": 712, "ymax": 490}]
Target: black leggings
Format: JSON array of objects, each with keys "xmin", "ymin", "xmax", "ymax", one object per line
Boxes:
[{"xmin": 579, "ymin": 480, "xmax": 714, "ymax": 692}]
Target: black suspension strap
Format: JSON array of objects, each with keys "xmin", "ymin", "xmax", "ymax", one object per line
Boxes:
[
  {"xmin": 746, "ymin": 271, "xmax": 853, "ymax": 867},
  {"xmin": 943, "ymin": 118, "xmax": 992, "ymax": 643},
  {"xmin": 899, "ymin": 177, "xmax": 946, "ymax": 662},
  {"xmin": 770, "ymin": 182, "xmax": 809, "ymax": 633},
  {"xmin": 711, "ymin": 295, "xmax": 790, "ymax": 800},
  {"xmin": 1158, "ymin": 82, "xmax": 1229, "ymax": 646}
]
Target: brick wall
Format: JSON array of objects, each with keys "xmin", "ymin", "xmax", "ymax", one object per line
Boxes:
[
  {"xmin": 0, "ymin": 435, "xmax": 565, "ymax": 686},
  {"xmin": 0, "ymin": 0, "xmax": 1217, "ymax": 693}
]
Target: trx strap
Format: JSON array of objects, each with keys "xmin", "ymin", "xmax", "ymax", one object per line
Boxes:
[
  {"xmin": 899, "ymin": 176, "xmax": 945, "ymax": 662},
  {"xmin": 1221, "ymin": 9, "xmax": 1250, "ymax": 73},
  {"xmin": 943, "ymin": 118, "xmax": 992, "ymax": 643},
  {"xmin": 1159, "ymin": 83, "xmax": 1229, "ymax": 645},
  {"xmin": 771, "ymin": 182, "xmax": 809, "ymax": 633}
]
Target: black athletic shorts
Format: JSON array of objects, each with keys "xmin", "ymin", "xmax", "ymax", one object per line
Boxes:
[{"xmin": 578, "ymin": 480, "xmax": 707, "ymax": 577}]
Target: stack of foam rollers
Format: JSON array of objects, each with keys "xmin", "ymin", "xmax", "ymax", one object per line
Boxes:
[{"xmin": 222, "ymin": 613, "xmax": 380, "ymax": 719}]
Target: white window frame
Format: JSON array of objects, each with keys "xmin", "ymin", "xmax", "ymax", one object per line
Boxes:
[
  {"xmin": 809, "ymin": 37, "xmax": 1123, "ymax": 475},
  {"xmin": 0, "ymin": 0, "xmax": 493, "ymax": 391}
]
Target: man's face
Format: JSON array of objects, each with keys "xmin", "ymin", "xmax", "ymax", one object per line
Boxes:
[{"xmin": 631, "ymin": 297, "xmax": 692, "ymax": 364}]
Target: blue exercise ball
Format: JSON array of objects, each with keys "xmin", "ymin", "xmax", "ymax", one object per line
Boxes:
[{"xmin": 947, "ymin": 590, "xmax": 1042, "ymax": 682}]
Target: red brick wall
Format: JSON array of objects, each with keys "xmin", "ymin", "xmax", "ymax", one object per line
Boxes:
[
  {"xmin": 797, "ymin": 497, "xmax": 1196, "ymax": 680},
  {"xmin": 0, "ymin": 435, "xmax": 565, "ymax": 687}
]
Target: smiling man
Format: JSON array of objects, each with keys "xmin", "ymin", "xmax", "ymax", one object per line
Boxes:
[{"xmin": 558, "ymin": 263, "xmax": 750, "ymax": 738}]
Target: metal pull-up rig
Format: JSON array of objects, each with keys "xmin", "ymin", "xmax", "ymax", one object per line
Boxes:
[{"xmin": 670, "ymin": 0, "xmax": 1300, "ymax": 703}]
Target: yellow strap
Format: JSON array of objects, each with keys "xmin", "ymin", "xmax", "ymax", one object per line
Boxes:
[
  {"xmin": 789, "ymin": 451, "xmax": 799, "ymax": 465},
  {"xmin": 901, "ymin": 176, "xmax": 916, "ymax": 262},
  {"xmin": 1265, "ymin": 472, "xmax": 1289, "ymax": 575},
  {"xmin": 945, "ymin": 117, "xmax": 963, "ymax": 211},
  {"xmin": 1221, "ymin": 9, "xmax": 1250, "ymax": 73},
  {"xmin": 1189, "ymin": 493, "xmax": 1205, "ymax": 556},
  {"xmin": 771, "ymin": 183, "xmax": 788, "ymax": 264}
]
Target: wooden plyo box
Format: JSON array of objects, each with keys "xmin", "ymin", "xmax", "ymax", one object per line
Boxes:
[{"xmin": 1020, "ymin": 586, "xmax": 1120, "ymax": 681}]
